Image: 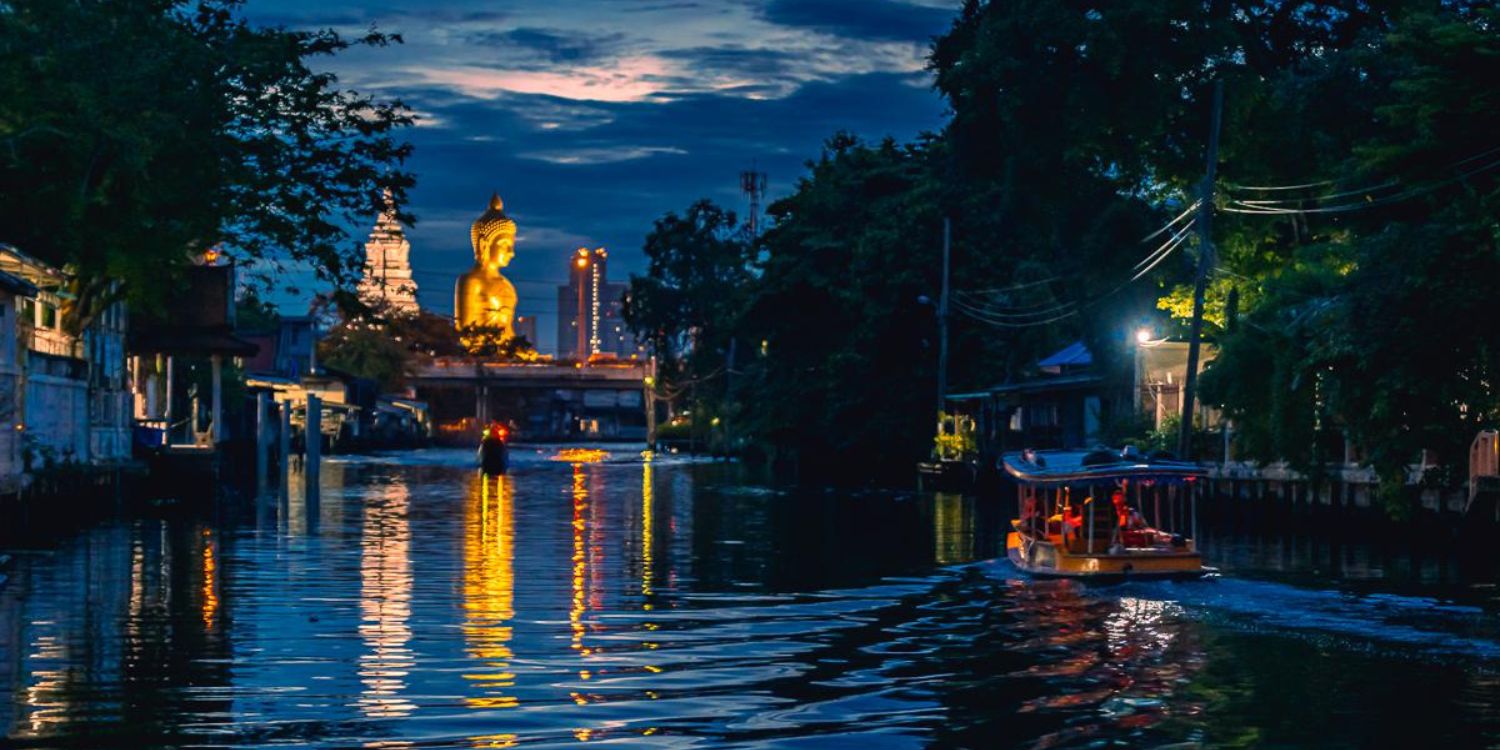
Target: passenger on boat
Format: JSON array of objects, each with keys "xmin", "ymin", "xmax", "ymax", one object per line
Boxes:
[
  {"xmin": 1111, "ymin": 489, "xmax": 1147, "ymax": 530},
  {"xmin": 1110, "ymin": 488, "xmax": 1161, "ymax": 547},
  {"xmin": 1056, "ymin": 499, "xmax": 1087, "ymax": 545}
]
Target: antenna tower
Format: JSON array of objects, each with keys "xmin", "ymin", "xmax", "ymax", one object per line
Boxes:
[{"xmin": 740, "ymin": 168, "xmax": 767, "ymax": 240}]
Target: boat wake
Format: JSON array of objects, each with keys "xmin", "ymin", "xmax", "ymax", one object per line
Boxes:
[{"xmin": 977, "ymin": 558, "xmax": 1500, "ymax": 662}]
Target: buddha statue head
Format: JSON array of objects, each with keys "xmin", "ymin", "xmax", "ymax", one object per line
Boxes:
[{"xmin": 470, "ymin": 193, "xmax": 516, "ymax": 269}]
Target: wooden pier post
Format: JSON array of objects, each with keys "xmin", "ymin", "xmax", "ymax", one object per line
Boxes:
[
  {"xmin": 164, "ymin": 355, "xmax": 175, "ymax": 440},
  {"xmin": 305, "ymin": 394, "xmax": 321, "ymax": 487},
  {"xmin": 210, "ymin": 353, "xmax": 224, "ymax": 444},
  {"xmin": 278, "ymin": 401, "xmax": 291, "ymax": 480},
  {"xmin": 255, "ymin": 391, "xmax": 269, "ymax": 489}
]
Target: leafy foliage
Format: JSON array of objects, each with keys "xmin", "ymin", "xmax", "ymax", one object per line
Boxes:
[
  {"xmin": 0, "ymin": 0, "xmax": 413, "ymax": 325},
  {"xmin": 318, "ymin": 305, "xmax": 467, "ymax": 392},
  {"xmin": 629, "ymin": 0, "xmax": 1500, "ymax": 490},
  {"xmin": 623, "ymin": 200, "xmax": 756, "ymax": 383},
  {"xmin": 1199, "ymin": 5, "xmax": 1500, "ymax": 481}
]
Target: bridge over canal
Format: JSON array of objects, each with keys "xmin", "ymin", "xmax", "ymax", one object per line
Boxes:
[{"xmin": 410, "ymin": 358, "xmax": 654, "ymax": 444}]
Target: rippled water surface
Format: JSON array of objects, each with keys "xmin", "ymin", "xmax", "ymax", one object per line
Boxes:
[{"xmin": 5, "ymin": 447, "xmax": 1500, "ymax": 748}]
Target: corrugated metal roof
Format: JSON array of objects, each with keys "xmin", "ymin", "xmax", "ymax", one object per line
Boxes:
[
  {"xmin": 989, "ymin": 372, "xmax": 1103, "ymax": 394},
  {"xmin": 1037, "ymin": 340, "xmax": 1093, "ymax": 369},
  {"xmin": 0, "ymin": 268, "xmax": 37, "ymax": 296}
]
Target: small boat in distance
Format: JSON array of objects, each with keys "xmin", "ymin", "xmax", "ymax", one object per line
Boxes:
[
  {"xmin": 1004, "ymin": 448, "xmax": 1205, "ymax": 580},
  {"xmin": 479, "ymin": 423, "xmax": 510, "ymax": 475}
]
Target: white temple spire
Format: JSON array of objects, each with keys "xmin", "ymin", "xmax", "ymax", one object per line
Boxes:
[{"xmin": 358, "ymin": 193, "xmax": 420, "ymax": 314}]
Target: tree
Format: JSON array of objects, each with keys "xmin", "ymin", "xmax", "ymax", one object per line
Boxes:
[
  {"xmin": 625, "ymin": 1, "xmax": 1500, "ymax": 493},
  {"xmin": 1196, "ymin": 5, "xmax": 1500, "ymax": 500},
  {"xmin": 623, "ymin": 200, "xmax": 756, "ymax": 405},
  {"xmin": 0, "ymin": 0, "xmax": 414, "ymax": 327},
  {"xmin": 317, "ymin": 303, "xmax": 499, "ymax": 392}
]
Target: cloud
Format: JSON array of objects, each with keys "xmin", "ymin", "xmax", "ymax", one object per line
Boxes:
[
  {"xmin": 761, "ymin": 0, "xmax": 952, "ymax": 43},
  {"xmin": 405, "ymin": 57, "xmax": 675, "ymax": 102},
  {"xmin": 466, "ymin": 27, "xmax": 629, "ymax": 68},
  {"xmin": 657, "ymin": 45, "xmax": 794, "ymax": 81},
  {"xmin": 519, "ymin": 145, "xmax": 688, "ymax": 165},
  {"xmin": 234, "ymin": 0, "xmax": 955, "ymax": 353}
]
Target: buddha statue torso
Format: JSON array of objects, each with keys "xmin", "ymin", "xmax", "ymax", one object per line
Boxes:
[{"xmin": 456, "ymin": 193, "xmax": 519, "ymax": 338}]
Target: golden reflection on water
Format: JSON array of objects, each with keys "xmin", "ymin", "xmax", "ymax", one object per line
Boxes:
[
  {"xmin": 570, "ymin": 464, "xmax": 590, "ymax": 657},
  {"xmin": 201, "ymin": 528, "xmax": 219, "ymax": 629},
  {"xmin": 641, "ymin": 460, "xmax": 653, "ymax": 605},
  {"xmin": 933, "ymin": 492, "xmax": 974, "ymax": 565},
  {"xmin": 470, "ymin": 734, "xmax": 520, "ymax": 748},
  {"xmin": 357, "ymin": 478, "xmax": 416, "ymax": 718},
  {"xmin": 555, "ymin": 448, "xmax": 609, "ymax": 464},
  {"xmin": 22, "ymin": 634, "xmax": 67, "ymax": 734},
  {"xmin": 463, "ymin": 471, "xmax": 518, "ymax": 710}
]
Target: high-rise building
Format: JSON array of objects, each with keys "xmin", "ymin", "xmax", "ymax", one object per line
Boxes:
[
  {"xmin": 358, "ymin": 199, "xmax": 419, "ymax": 314},
  {"xmin": 514, "ymin": 314, "xmax": 538, "ymax": 348},
  {"xmin": 556, "ymin": 248, "xmax": 638, "ymax": 360}
]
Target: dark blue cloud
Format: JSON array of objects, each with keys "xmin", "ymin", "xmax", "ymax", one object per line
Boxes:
[
  {"xmin": 397, "ymin": 72, "xmax": 945, "ymax": 350},
  {"xmin": 467, "ymin": 28, "xmax": 627, "ymax": 67},
  {"xmin": 760, "ymin": 0, "xmax": 952, "ymax": 43},
  {"xmin": 656, "ymin": 46, "xmax": 793, "ymax": 81}
]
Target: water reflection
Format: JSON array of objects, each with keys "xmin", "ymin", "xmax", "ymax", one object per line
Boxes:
[
  {"xmin": 641, "ymin": 459, "xmax": 654, "ymax": 604},
  {"xmin": 357, "ymin": 478, "xmax": 415, "ymax": 718},
  {"xmin": 462, "ymin": 471, "xmax": 517, "ymax": 710},
  {"xmin": 570, "ymin": 464, "xmax": 590, "ymax": 658},
  {"xmin": 932, "ymin": 492, "xmax": 974, "ymax": 565},
  {"xmin": 12, "ymin": 520, "xmax": 228, "ymax": 743},
  {"xmin": 11, "ymin": 452, "xmax": 1500, "ymax": 748}
]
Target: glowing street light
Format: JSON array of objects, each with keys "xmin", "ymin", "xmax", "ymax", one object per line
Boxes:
[{"xmin": 1136, "ymin": 328, "xmax": 1153, "ymax": 345}]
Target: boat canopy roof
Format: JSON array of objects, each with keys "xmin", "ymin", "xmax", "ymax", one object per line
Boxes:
[{"xmin": 1002, "ymin": 449, "xmax": 1206, "ymax": 487}]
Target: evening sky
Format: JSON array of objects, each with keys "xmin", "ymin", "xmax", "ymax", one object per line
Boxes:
[{"xmin": 243, "ymin": 0, "xmax": 952, "ymax": 351}]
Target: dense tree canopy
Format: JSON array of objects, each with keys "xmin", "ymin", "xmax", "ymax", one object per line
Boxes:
[
  {"xmin": 624, "ymin": 0, "xmax": 1500, "ymax": 489},
  {"xmin": 0, "ymin": 0, "xmax": 414, "ymax": 324},
  {"xmin": 318, "ymin": 306, "xmax": 467, "ymax": 393}
]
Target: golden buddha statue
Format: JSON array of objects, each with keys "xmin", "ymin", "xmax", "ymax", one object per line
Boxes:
[{"xmin": 456, "ymin": 193, "xmax": 519, "ymax": 340}]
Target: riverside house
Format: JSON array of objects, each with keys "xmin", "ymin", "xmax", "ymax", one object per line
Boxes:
[{"xmin": 0, "ymin": 245, "xmax": 132, "ymax": 493}]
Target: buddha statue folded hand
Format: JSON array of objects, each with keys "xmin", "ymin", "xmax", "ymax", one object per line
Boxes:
[{"xmin": 456, "ymin": 193, "xmax": 520, "ymax": 340}]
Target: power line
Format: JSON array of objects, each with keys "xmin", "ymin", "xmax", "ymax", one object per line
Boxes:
[
  {"xmin": 960, "ymin": 276, "xmax": 1063, "ymax": 295},
  {"xmin": 1222, "ymin": 143, "xmax": 1500, "ymax": 210},
  {"xmin": 1132, "ymin": 219, "xmax": 1196, "ymax": 273},
  {"xmin": 952, "ymin": 297, "xmax": 1081, "ymax": 327},
  {"xmin": 953, "ymin": 295, "xmax": 1077, "ymax": 320},
  {"xmin": 951, "ymin": 200, "xmax": 1200, "ymax": 328},
  {"xmin": 953, "ymin": 229, "xmax": 1195, "ymax": 330},
  {"xmin": 1222, "ymin": 155, "xmax": 1500, "ymax": 215},
  {"xmin": 1139, "ymin": 199, "xmax": 1202, "ymax": 244}
]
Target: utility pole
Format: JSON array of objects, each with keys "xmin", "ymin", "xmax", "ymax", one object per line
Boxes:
[
  {"xmin": 937, "ymin": 218, "xmax": 951, "ymax": 425},
  {"xmin": 1178, "ymin": 80, "xmax": 1225, "ymax": 460}
]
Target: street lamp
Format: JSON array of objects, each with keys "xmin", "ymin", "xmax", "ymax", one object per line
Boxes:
[{"xmin": 1136, "ymin": 327, "xmax": 1153, "ymax": 345}]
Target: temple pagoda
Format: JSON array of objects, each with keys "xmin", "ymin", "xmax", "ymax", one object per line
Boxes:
[{"xmin": 358, "ymin": 199, "xmax": 420, "ymax": 314}]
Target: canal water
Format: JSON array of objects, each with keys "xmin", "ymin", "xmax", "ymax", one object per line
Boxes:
[{"xmin": 3, "ymin": 446, "xmax": 1500, "ymax": 748}]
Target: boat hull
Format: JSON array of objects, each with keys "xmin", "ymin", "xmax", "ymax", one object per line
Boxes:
[
  {"xmin": 1006, "ymin": 532, "xmax": 1204, "ymax": 580},
  {"xmin": 478, "ymin": 441, "xmax": 509, "ymax": 475}
]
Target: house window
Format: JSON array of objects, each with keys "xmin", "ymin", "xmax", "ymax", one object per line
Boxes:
[
  {"xmin": 40, "ymin": 302, "xmax": 56, "ymax": 329},
  {"xmin": 1030, "ymin": 403, "xmax": 1059, "ymax": 428},
  {"xmin": 19, "ymin": 297, "xmax": 34, "ymax": 325}
]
